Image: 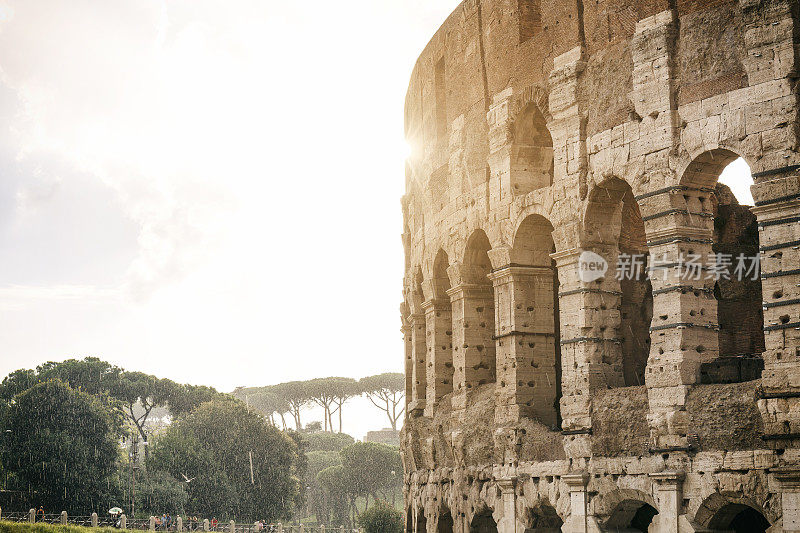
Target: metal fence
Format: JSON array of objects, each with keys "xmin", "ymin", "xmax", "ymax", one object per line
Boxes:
[{"xmin": 0, "ymin": 510, "xmax": 363, "ymax": 533}]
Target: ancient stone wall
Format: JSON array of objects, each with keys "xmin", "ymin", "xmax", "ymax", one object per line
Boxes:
[{"xmin": 400, "ymin": 0, "xmax": 800, "ymax": 531}]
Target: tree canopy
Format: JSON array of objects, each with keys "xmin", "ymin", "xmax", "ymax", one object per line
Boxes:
[
  {"xmin": 2, "ymin": 379, "xmax": 123, "ymax": 514},
  {"xmin": 148, "ymin": 397, "xmax": 302, "ymax": 521}
]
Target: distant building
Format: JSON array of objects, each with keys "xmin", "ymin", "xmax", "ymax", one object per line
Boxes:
[{"xmin": 364, "ymin": 428, "xmax": 399, "ymax": 447}]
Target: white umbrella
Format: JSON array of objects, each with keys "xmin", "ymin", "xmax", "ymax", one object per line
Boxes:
[{"xmin": 109, "ymin": 507, "xmax": 123, "ymax": 515}]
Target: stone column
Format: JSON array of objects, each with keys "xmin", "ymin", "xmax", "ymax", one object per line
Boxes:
[
  {"xmin": 447, "ymin": 264, "xmax": 495, "ymax": 412},
  {"xmin": 489, "ymin": 264, "xmax": 559, "ymax": 426},
  {"xmin": 423, "ymin": 298, "xmax": 453, "ymax": 417},
  {"xmin": 150, "ymin": 516, "xmax": 156, "ymax": 531},
  {"xmin": 552, "ymin": 246, "xmax": 623, "ymax": 458},
  {"xmin": 649, "ymin": 471, "xmax": 684, "ymax": 533},
  {"xmin": 177, "ymin": 517, "xmax": 183, "ymax": 532},
  {"xmin": 409, "ymin": 313, "xmax": 427, "ymax": 415},
  {"xmin": 92, "ymin": 513, "xmax": 98, "ymax": 528},
  {"xmin": 29, "ymin": 509, "xmax": 35, "ymax": 524},
  {"xmin": 773, "ymin": 467, "xmax": 800, "ymax": 533},
  {"xmin": 120, "ymin": 515, "xmax": 127, "ymax": 530},
  {"xmin": 61, "ymin": 511, "xmax": 68, "ymax": 526},
  {"xmin": 496, "ymin": 478, "xmax": 519, "ymax": 533},
  {"xmin": 641, "ymin": 219, "xmax": 718, "ymax": 449},
  {"xmin": 561, "ymin": 473, "xmax": 601, "ymax": 533},
  {"xmin": 402, "ymin": 305, "xmax": 413, "ymax": 411}
]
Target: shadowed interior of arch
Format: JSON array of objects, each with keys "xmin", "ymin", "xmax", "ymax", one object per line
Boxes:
[
  {"xmin": 470, "ymin": 510, "xmax": 498, "ymax": 533},
  {"xmin": 585, "ymin": 178, "xmax": 652, "ymax": 388},
  {"xmin": 512, "ymin": 103, "xmax": 554, "ymax": 194},
  {"xmin": 437, "ymin": 507, "xmax": 454, "ymax": 533},
  {"xmin": 523, "ymin": 502, "xmax": 563, "ymax": 532},
  {"xmin": 706, "ymin": 502, "xmax": 770, "ymax": 532},
  {"xmin": 604, "ymin": 499, "xmax": 658, "ymax": 532}
]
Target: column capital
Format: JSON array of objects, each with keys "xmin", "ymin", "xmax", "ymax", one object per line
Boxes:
[
  {"xmin": 487, "ymin": 265, "xmax": 553, "ymax": 283},
  {"xmin": 550, "ymin": 247, "xmax": 581, "ymax": 266},
  {"xmin": 562, "ymin": 472, "xmax": 589, "ymax": 490},
  {"xmin": 772, "ymin": 466, "xmax": 800, "ymax": 489},
  {"xmin": 496, "ymin": 477, "xmax": 516, "ymax": 494},
  {"xmin": 421, "ymin": 298, "xmax": 451, "ymax": 312},
  {"xmin": 649, "ymin": 471, "xmax": 685, "ymax": 488}
]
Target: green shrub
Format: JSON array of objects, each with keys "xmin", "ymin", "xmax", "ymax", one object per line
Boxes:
[{"xmin": 358, "ymin": 501, "xmax": 402, "ymax": 533}]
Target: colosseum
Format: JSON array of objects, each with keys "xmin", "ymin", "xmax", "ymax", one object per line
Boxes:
[{"xmin": 399, "ymin": 0, "xmax": 800, "ymax": 531}]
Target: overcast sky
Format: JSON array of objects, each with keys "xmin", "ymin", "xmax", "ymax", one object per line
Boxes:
[{"xmin": 0, "ymin": 1, "xmax": 753, "ymax": 438}]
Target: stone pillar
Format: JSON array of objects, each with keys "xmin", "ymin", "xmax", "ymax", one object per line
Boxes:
[
  {"xmin": 92, "ymin": 513, "xmax": 98, "ymax": 528},
  {"xmin": 773, "ymin": 467, "xmax": 800, "ymax": 533},
  {"xmin": 649, "ymin": 471, "xmax": 684, "ymax": 533},
  {"xmin": 423, "ymin": 298, "xmax": 453, "ymax": 417},
  {"xmin": 561, "ymin": 473, "xmax": 601, "ymax": 533},
  {"xmin": 496, "ymin": 478, "xmax": 518, "ymax": 533},
  {"xmin": 553, "ymin": 246, "xmax": 622, "ymax": 458},
  {"xmin": 203, "ymin": 519, "xmax": 209, "ymax": 532},
  {"xmin": 277, "ymin": 523, "xmax": 283, "ymax": 533},
  {"xmin": 402, "ymin": 307, "xmax": 413, "ymax": 411},
  {"xmin": 177, "ymin": 517, "xmax": 183, "ymax": 532},
  {"xmin": 120, "ymin": 515, "xmax": 127, "ymax": 530},
  {"xmin": 229, "ymin": 520, "xmax": 235, "ymax": 532},
  {"xmin": 61, "ymin": 511, "xmax": 68, "ymax": 526},
  {"xmin": 29, "ymin": 509, "xmax": 35, "ymax": 524},
  {"xmin": 489, "ymin": 264, "xmax": 559, "ymax": 426},
  {"xmin": 447, "ymin": 264, "xmax": 495, "ymax": 412},
  {"xmin": 409, "ymin": 313, "xmax": 427, "ymax": 414},
  {"xmin": 150, "ymin": 516, "xmax": 156, "ymax": 531},
  {"xmin": 642, "ymin": 221, "xmax": 718, "ymax": 449}
]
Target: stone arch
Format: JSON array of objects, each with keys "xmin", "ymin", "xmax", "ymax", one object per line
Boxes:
[
  {"xmin": 642, "ymin": 148, "xmax": 764, "ymax": 445},
  {"xmin": 425, "ymin": 248, "xmax": 455, "ymax": 412},
  {"xmin": 510, "ymin": 102, "xmax": 554, "ymax": 195},
  {"xmin": 583, "ymin": 176, "xmax": 652, "ymax": 388},
  {"xmin": 593, "ymin": 488, "xmax": 659, "ymax": 532},
  {"xmin": 677, "ymin": 149, "xmax": 764, "ymax": 374},
  {"xmin": 693, "ymin": 493, "xmax": 771, "ymax": 532},
  {"xmin": 521, "ymin": 499, "xmax": 563, "ymax": 532},
  {"xmin": 450, "ymin": 229, "xmax": 497, "ymax": 407},
  {"xmin": 469, "ymin": 506, "xmax": 498, "ymax": 533},
  {"xmin": 492, "ymin": 214, "xmax": 561, "ymax": 426}
]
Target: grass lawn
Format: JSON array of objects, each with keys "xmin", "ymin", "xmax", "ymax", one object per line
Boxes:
[{"xmin": 0, "ymin": 522, "xmax": 118, "ymax": 533}]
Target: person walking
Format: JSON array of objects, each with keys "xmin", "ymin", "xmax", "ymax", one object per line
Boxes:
[{"xmin": 37, "ymin": 507, "xmax": 44, "ymax": 522}]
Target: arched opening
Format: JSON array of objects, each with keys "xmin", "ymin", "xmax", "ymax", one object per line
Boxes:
[
  {"xmin": 437, "ymin": 508, "xmax": 453, "ymax": 533},
  {"xmin": 707, "ymin": 503, "xmax": 770, "ymax": 532},
  {"xmin": 511, "ymin": 103, "xmax": 553, "ymax": 195},
  {"xmin": 604, "ymin": 500, "xmax": 658, "ymax": 532},
  {"xmin": 584, "ymin": 178, "xmax": 651, "ymax": 388},
  {"xmin": 681, "ymin": 152, "xmax": 764, "ymax": 384},
  {"xmin": 523, "ymin": 502, "xmax": 563, "ymax": 532},
  {"xmin": 470, "ymin": 510, "xmax": 498, "ymax": 533},
  {"xmin": 426, "ymin": 249, "xmax": 454, "ymax": 408},
  {"xmin": 495, "ymin": 215, "xmax": 560, "ymax": 426},
  {"xmin": 452, "ymin": 230, "xmax": 496, "ymax": 401},
  {"xmin": 417, "ymin": 510, "xmax": 427, "ymax": 533}
]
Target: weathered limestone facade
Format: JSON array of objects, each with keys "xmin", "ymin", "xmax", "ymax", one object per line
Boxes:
[{"xmin": 400, "ymin": 0, "xmax": 800, "ymax": 531}]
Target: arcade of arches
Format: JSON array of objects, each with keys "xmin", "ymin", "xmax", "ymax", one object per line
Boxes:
[{"xmin": 402, "ymin": 1, "xmax": 800, "ymax": 531}]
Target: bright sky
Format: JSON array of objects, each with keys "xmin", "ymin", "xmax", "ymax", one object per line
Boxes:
[
  {"xmin": 0, "ymin": 0, "xmax": 462, "ymax": 438},
  {"xmin": 0, "ymin": 1, "xmax": 755, "ymax": 439}
]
